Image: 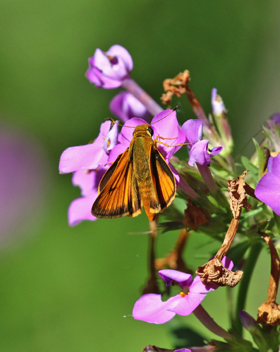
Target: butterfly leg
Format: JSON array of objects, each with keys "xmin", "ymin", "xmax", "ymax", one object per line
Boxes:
[{"xmin": 155, "ymin": 136, "xmax": 191, "ymax": 148}]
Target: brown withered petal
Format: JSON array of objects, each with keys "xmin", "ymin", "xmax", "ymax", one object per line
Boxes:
[
  {"xmin": 257, "ymin": 302, "xmax": 280, "ymax": 326},
  {"xmin": 162, "ymin": 70, "xmax": 190, "ymax": 94},
  {"xmin": 160, "ymin": 91, "xmax": 173, "ymax": 106},
  {"xmin": 183, "ymin": 200, "xmax": 211, "ymax": 231},
  {"xmin": 228, "ymin": 170, "xmax": 252, "ymax": 219},
  {"xmin": 256, "ymin": 233, "xmax": 280, "ymax": 325},
  {"xmin": 196, "ymin": 257, "xmax": 243, "ymax": 288},
  {"xmin": 161, "ymin": 70, "xmax": 191, "ymax": 106}
]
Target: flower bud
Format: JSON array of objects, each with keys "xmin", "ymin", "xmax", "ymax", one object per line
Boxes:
[
  {"xmin": 86, "ymin": 45, "xmax": 133, "ymax": 89},
  {"xmin": 239, "ymin": 310, "xmax": 258, "ymax": 333}
]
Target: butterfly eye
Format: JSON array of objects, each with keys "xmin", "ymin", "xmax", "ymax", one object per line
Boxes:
[{"xmin": 148, "ymin": 126, "xmax": 153, "ymax": 136}]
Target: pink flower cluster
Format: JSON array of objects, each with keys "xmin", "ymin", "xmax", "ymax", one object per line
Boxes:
[{"xmin": 59, "ymin": 45, "xmax": 223, "ymax": 226}]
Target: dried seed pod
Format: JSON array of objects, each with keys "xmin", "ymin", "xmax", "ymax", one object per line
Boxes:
[{"xmin": 196, "ymin": 257, "xmax": 243, "ymax": 288}]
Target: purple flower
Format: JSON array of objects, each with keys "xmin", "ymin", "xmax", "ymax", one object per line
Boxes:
[
  {"xmin": 68, "ymin": 167, "xmax": 106, "ymax": 226},
  {"xmin": 182, "ymin": 119, "xmax": 222, "ymax": 166},
  {"xmin": 59, "ymin": 121, "xmax": 119, "ymax": 225},
  {"xmin": 264, "ymin": 113, "xmax": 280, "ymax": 151},
  {"xmin": 255, "ymin": 154, "xmax": 280, "ymax": 216},
  {"xmin": 211, "ymin": 88, "xmax": 226, "ymax": 116},
  {"xmin": 132, "ymin": 257, "xmax": 233, "ymax": 324},
  {"xmin": 110, "ymin": 91, "xmax": 150, "ymax": 122},
  {"xmin": 108, "ymin": 109, "xmax": 186, "ymax": 183},
  {"xmin": 59, "ymin": 121, "xmax": 118, "ymax": 174},
  {"xmin": 86, "ymin": 45, "xmax": 133, "ymax": 89},
  {"xmin": 268, "ymin": 112, "xmax": 280, "ymax": 127},
  {"xmin": 133, "ymin": 271, "xmax": 209, "ymax": 324}
]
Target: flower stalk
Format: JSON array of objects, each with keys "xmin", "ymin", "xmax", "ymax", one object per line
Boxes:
[
  {"xmin": 196, "ymin": 164, "xmax": 228, "ymax": 208},
  {"xmin": 257, "ymin": 232, "xmax": 280, "ymax": 326},
  {"xmin": 142, "ymin": 216, "xmax": 160, "ymax": 295},
  {"xmin": 122, "ymin": 77, "xmax": 163, "ymax": 116},
  {"xmin": 234, "ymin": 242, "xmax": 263, "ymax": 335},
  {"xmin": 193, "ymin": 304, "xmax": 232, "ymax": 340}
]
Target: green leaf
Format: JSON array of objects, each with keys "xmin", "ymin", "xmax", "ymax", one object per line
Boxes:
[
  {"xmin": 273, "ymin": 213, "xmax": 280, "ymax": 236},
  {"xmin": 240, "ymin": 207, "xmax": 263, "ymax": 219},
  {"xmin": 227, "ymin": 240, "xmax": 250, "ymax": 265},
  {"xmin": 252, "ymin": 138, "xmax": 265, "ymax": 179},
  {"xmin": 241, "ymin": 156, "xmax": 259, "ymax": 183},
  {"xmin": 158, "ymin": 221, "xmax": 184, "ymax": 234}
]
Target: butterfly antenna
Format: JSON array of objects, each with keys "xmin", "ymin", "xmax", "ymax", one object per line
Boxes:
[
  {"xmin": 235, "ymin": 128, "xmax": 263, "ymax": 159},
  {"xmin": 121, "ymin": 125, "xmax": 138, "ymax": 129},
  {"xmin": 151, "ymin": 105, "xmax": 180, "ymax": 125},
  {"xmin": 108, "ymin": 118, "xmax": 143, "ymax": 129},
  {"xmin": 106, "ymin": 117, "xmax": 124, "ymax": 127}
]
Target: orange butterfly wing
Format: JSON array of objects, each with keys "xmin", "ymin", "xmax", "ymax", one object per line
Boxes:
[
  {"xmin": 148, "ymin": 145, "xmax": 176, "ymax": 214},
  {"xmin": 91, "ymin": 149, "xmax": 142, "ymax": 219}
]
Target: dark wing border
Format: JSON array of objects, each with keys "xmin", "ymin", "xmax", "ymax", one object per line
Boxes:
[{"xmin": 149, "ymin": 145, "xmax": 176, "ymax": 213}]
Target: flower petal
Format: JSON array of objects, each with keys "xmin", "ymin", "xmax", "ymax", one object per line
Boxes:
[
  {"xmin": 182, "ymin": 119, "xmax": 203, "ymax": 144},
  {"xmin": 132, "ymin": 293, "xmax": 178, "ymax": 324},
  {"xmin": 222, "ymin": 256, "xmax": 234, "ymax": 271},
  {"xmin": 59, "ymin": 143, "xmax": 108, "ymax": 173},
  {"xmin": 107, "ymin": 143, "xmax": 128, "ymax": 164},
  {"xmin": 86, "ymin": 45, "xmax": 133, "ymax": 89},
  {"xmin": 119, "ymin": 118, "xmax": 148, "ymax": 145},
  {"xmin": 188, "ymin": 140, "xmax": 211, "ymax": 166},
  {"xmin": 104, "ymin": 122, "xmax": 118, "ymax": 153},
  {"xmin": 190, "ymin": 275, "xmax": 217, "ymax": 293},
  {"xmin": 110, "ymin": 92, "xmax": 129, "ymax": 122},
  {"xmin": 94, "ymin": 48, "xmax": 127, "ymax": 82},
  {"xmin": 269, "ymin": 154, "xmax": 280, "ymax": 175},
  {"xmin": 72, "ymin": 167, "xmax": 106, "ymax": 197},
  {"xmin": 123, "ymin": 93, "xmax": 150, "ymax": 121},
  {"xmin": 107, "ymin": 44, "xmax": 133, "ymax": 71},
  {"xmin": 209, "ymin": 146, "xmax": 223, "ymax": 157},
  {"xmin": 158, "ymin": 269, "xmax": 192, "ymax": 288},
  {"xmin": 85, "ymin": 66, "xmax": 102, "ymax": 87},
  {"xmin": 269, "ymin": 112, "xmax": 280, "ymax": 127},
  {"xmin": 110, "ymin": 92, "xmax": 150, "ymax": 123},
  {"xmin": 152, "ymin": 110, "xmax": 186, "ymax": 160},
  {"xmin": 59, "ymin": 121, "xmax": 111, "ymax": 173},
  {"xmin": 255, "ymin": 173, "xmax": 280, "ymax": 215},
  {"xmin": 168, "ymin": 293, "xmax": 205, "ymax": 316},
  {"xmin": 211, "ymin": 88, "xmax": 226, "ymax": 116},
  {"xmin": 68, "ymin": 190, "xmax": 98, "ymax": 226}
]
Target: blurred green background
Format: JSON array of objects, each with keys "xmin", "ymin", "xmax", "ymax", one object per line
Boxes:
[{"xmin": 0, "ymin": 1, "xmax": 280, "ymax": 351}]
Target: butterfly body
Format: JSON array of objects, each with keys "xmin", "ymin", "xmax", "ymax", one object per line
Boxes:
[
  {"xmin": 91, "ymin": 124, "xmax": 176, "ymax": 221},
  {"xmin": 130, "ymin": 125, "xmax": 161, "ymax": 218}
]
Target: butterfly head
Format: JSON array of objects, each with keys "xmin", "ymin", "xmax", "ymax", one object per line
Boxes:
[{"xmin": 133, "ymin": 124, "xmax": 154, "ymax": 138}]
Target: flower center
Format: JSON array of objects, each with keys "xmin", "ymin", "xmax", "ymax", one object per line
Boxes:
[
  {"xmin": 105, "ymin": 53, "xmax": 118, "ymax": 66},
  {"xmin": 180, "ymin": 292, "xmax": 186, "ymax": 297}
]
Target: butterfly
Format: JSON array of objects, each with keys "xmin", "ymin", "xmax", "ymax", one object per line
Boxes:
[{"xmin": 91, "ymin": 110, "xmax": 183, "ymax": 222}]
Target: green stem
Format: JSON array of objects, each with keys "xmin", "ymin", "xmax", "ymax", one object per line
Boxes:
[
  {"xmin": 196, "ymin": 164, "xmax": 229, "ymax": 209},
  {"xmin": 234, "ymin": 241, "xmax": 263, "ymax": 335}
]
